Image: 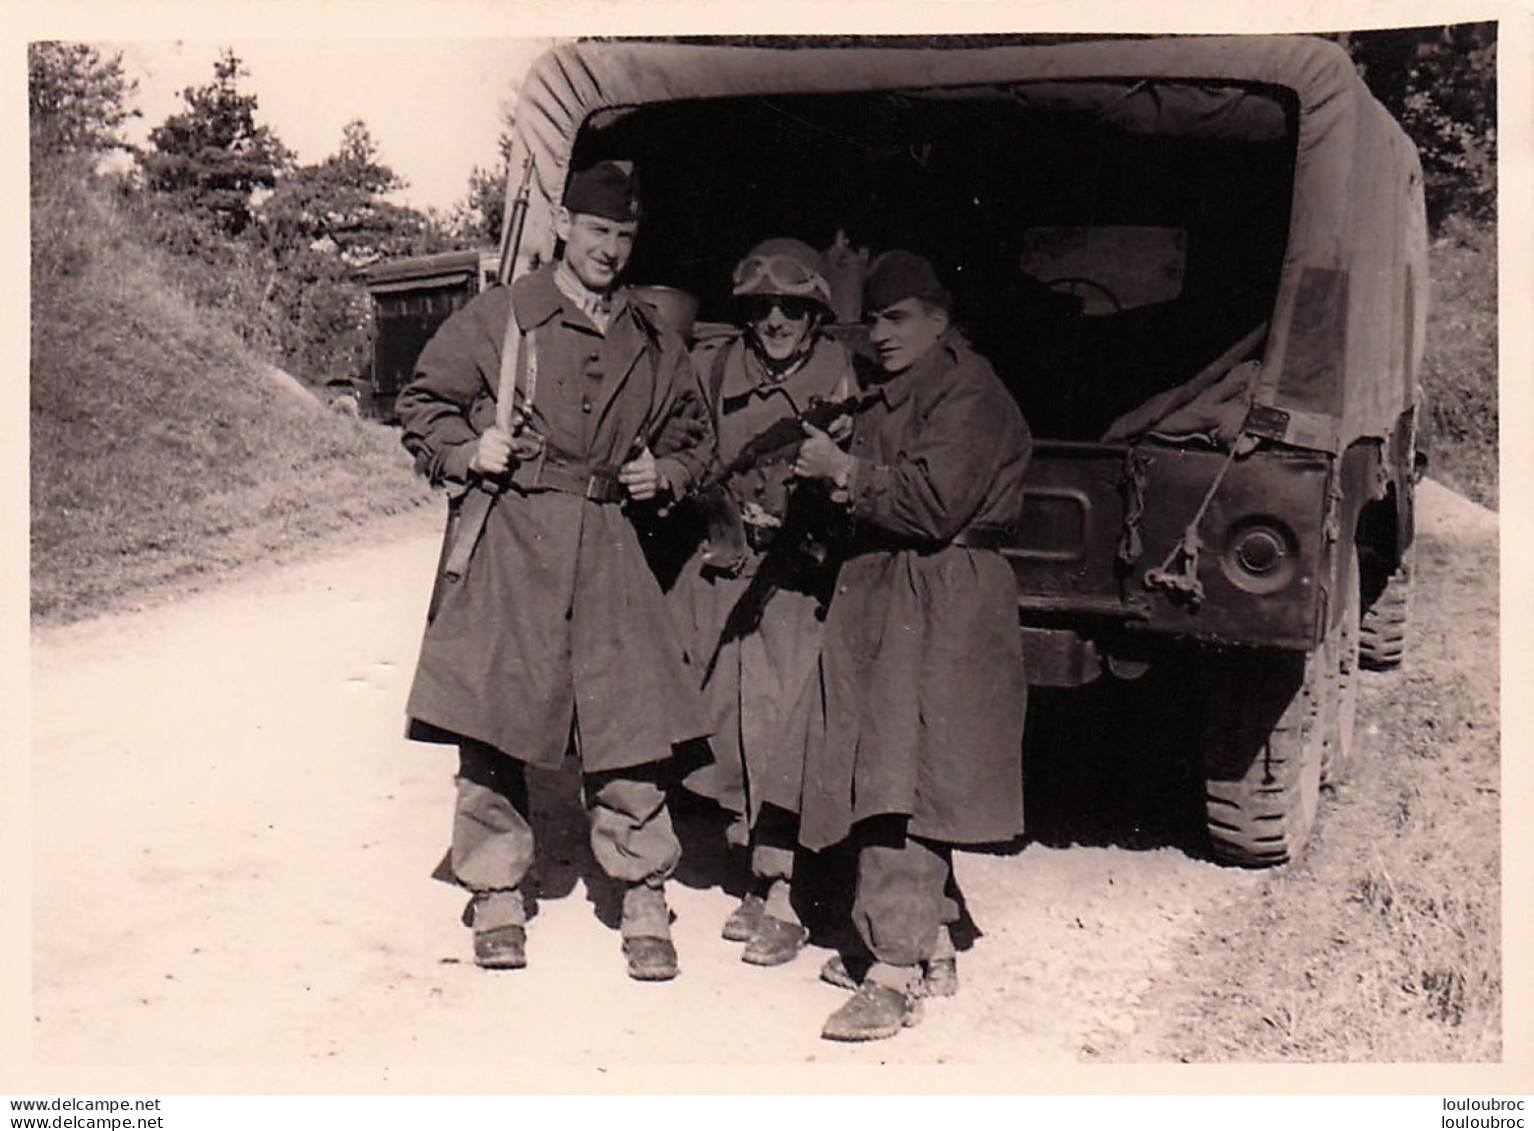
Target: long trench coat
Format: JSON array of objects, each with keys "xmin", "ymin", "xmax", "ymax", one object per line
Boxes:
[
  {"xmin": 672, "ymin": 333, "xmax": 854, "ymax": 821},
  {"xmin": 798, "ymin": 333, "xmax": 1032, "ymax": 851},
  {"xmin": 398, "ymin": 266, "xmax": 717, "ymax": 773}
]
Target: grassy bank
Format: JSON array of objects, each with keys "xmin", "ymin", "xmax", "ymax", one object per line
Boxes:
[
  {"xmin": 1113, "ymin": 489, "xmax": 1500, "ymax": 1062},
  {"xmin": 1421, "ymin": 215, "xmax": 1498, "ymax": 509},
  {"xmin": 30, "ymin": 171, "xmax": 433, "ymax": 624}
]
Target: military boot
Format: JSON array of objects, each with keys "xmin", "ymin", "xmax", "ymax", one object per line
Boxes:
[
  {"xmin": 742, "ymin": 879, "xmax": 808, "ymax": 966},
  {"xmin": 821, "ymin": 966, "xmax": 923, "ymax": 1041},
  {"xmin": 467, "ymin": 890, "xmax": 527, "ymax": 971},
  {"xmin": 721, "ymin": 893, "xmax": 766, "ymax": 943},
  {"xmin": 621, "ymin": 884, "xmax": 679, "ymax": 981}
]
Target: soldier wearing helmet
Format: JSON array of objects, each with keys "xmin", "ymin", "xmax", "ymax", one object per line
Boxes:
[{"xmin": 673, "ymin": 236, "xmax": 856, "ymax": 968}]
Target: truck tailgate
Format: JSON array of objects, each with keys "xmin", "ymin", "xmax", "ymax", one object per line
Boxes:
[{"xmin": 1005, "ymin": 440, "xmax": 1333, "ymax": 650}]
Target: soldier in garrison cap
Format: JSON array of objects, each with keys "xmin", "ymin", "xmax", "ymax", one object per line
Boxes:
[
  {"xmin": 396, "ymin": 160, "xmax": 717, "ymax": 982},
  {"xmin": 672, "ymin": 237, "xmax": 856, "ymax": 968},
  {"xmin": 792, "ymin": 250, "xmax": 1033, "ymax": 1041}
]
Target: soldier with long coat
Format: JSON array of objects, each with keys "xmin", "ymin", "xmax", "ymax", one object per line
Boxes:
[
  {"xmin": 793, "ymin": 250, "xmax": 1031, "ymax": 1041},
  {"xmin": 672, "ymin": 238, "xmax": 855, "ymax": 967},
  {"xmin": 398, "ymin": 162, "xmax": 716, "ymax": 982}
]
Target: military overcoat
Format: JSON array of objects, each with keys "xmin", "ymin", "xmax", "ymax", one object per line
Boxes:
[
  {"xmin": 672, "ymin": 333, "xmax": 854, "ymax": 821},
  {"xmin": 798, "ymin": 334, "xmax": 1032, "ymax": 851},
  {"xmin": 398, "ymin": 266, "xmax": 716, "ymax": 773}
]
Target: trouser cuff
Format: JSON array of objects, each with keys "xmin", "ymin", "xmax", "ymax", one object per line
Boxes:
[
  {"xmin": 468, "ymin": 889, "xmax": 525, "ymax": 931},
  {"xmin": 933, "ymin": 923, "xmax": 956, "ymax": 960},
  {"xmin": 620, "ymin": 883, "xmax": 672, "ymax": 940},
  {"xmin": 763, "ymin": 877, "xmax": 800, "ymax": 925},
  {"xmin": 866, "ymin": 961, "xmax": 923, "ymax": 994},
  {"xmin": 751, "ymin": 842, "xmax": 796, "ymax": 884}
]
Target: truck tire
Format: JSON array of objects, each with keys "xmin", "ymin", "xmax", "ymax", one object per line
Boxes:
[
  {"xmin": 1359, "ymin": 544, "xmax": 1414, "ymax": 670},
  {"xmin": 1201, "ymin": 638, "xmax": 1334, "ymax": 867},
  {"xmin": 1321, "ymin": 552, "xmax": 1361, "ymax": 787}
]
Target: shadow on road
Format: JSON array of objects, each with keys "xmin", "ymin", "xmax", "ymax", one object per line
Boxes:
[
  {"xmin": 496, "ymin": 659, "xmax": 1213, "ymax": 940},
  {"xmin": 519, "ymin": 754, "xmax": 762, "ymax": 932},
  {"xmin": 1021, "ymin": 664, "xmax": 1210, "ymax": 858}
]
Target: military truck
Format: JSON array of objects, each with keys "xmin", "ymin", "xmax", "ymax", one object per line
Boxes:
[
  {"xmin": 487, "ymin": 36, "xmax": 1425, "ymax": 867},
  {"xmin": 359, "ymin": 248, "xmax": 501, "ymax": 421}
]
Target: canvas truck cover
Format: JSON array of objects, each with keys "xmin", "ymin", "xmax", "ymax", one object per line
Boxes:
[{"xmin": 502, "ymin": 36, "xmax": 1427, "ymax": 457}]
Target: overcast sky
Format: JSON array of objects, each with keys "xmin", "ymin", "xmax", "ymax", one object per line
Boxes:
[{"xmin": 106, "ymin": 38, "xmax": 557, "ymax": 214}]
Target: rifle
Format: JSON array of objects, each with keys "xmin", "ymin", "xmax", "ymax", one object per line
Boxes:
[
  {"xmin": 439, "ymin": 155, "xmax": 536, "ymax": 585},
  {"xmin": 693, "ymin": 392, "xmax": 860, "ymax": 575},
  {"xmin": 704, "ymin": 392, "xmax": 860, "ymax": 491},
  {"xmin": 696, "ymin": 393, "xmax": 860, "ymax": 684}
]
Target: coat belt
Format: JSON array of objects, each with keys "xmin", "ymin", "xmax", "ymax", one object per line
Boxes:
[
  {"xmin": 852, "ymin": 523, "xmax": 1015, "ymax": 555},
  {"xmin": 510, "ymin": 454, "xmax": 626, "ymax": 503},
  {"xmin": 949, "ymin": 525, "xmax": 1015, "ymax": 551}
]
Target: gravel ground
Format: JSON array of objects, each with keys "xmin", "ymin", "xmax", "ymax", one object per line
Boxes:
[{"xmin": 15, "ymin": 480, "xmax": 1520, "ymax": 1093}]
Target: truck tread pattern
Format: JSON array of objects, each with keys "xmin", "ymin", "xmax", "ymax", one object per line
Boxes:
[
  {"xmin": 1201, "ymin": 644, "xmax": 1328, "ymax": 868},
  {"xmin": 1358, "ymin": 550, "xmax": 1413, "ymax": 671}
]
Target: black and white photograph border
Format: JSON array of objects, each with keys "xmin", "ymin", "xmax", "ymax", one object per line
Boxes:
[{"xmin": 4, "ymin": 0, "xmax": 1532, "ymax": 1108}]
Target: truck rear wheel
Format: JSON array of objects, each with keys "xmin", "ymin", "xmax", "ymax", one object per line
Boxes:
[
  {"xmin": 1359, "ymin": 544, "xmax": 1414, "ymax": 670},
  {"xmin": 1200, "ymin": 639, "xmax": 1333, "ymax": 867}
]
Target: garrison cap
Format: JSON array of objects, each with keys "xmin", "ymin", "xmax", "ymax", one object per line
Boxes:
[
  {"xmin": 562, "ymin": 160, "xmax": 641, "ymax": 222},
  {"xmin": 864, "ymin": 249, "xmax": 951, "ymax": 314}
]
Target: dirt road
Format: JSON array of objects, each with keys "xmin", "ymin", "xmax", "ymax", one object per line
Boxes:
[{"xmin": 22, "ymin": 480, "xmax": 1501, "ymax": 1088}]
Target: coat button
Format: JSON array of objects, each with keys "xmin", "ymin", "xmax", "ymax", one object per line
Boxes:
[{"xmin": 581, "ymin": 395, "xmax": 593, "ymax": 413}]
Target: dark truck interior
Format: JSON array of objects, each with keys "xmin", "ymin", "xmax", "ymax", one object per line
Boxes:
[{"xmin": 571, "ymin": 78, "xmax": 1299, "ymax": 441}]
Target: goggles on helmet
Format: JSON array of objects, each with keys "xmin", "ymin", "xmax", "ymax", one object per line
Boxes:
[{"xmin": 731, "ymin": 253, "xmax": 832, "ymax": 306}]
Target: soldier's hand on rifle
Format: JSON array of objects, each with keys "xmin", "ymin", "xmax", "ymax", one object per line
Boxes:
[
  {"xmin": 826, "ymin": 413, "xmax": 854, "ymax": 444},
  {"xmin": 795, "ymin": 422, "xmax": 854, "ymax": 487},
  {"xmin": 620, "ymin": 445, "xmax": 662, "ymax": 501},
  {"xmin": 471, "ymin": 425, "xmax": 515, "ymax": 476},
  {"xmin": 508, "ymin": 428, "xmax": 546, "ymax": 461}
]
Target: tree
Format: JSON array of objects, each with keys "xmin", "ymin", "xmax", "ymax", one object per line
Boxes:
[
  {"xmin": 449, "ymin": 130, "xmax": 514, "ymax": 247},
  {"xmin": 28, "ymin": 41, "xmax": 140, "ymax": 161},
  {"xmin": 254, "ymin": 120, "xmax": 450, "ymax": 379},
  {"xmin": 140, "ymin": 48, "xmax": 293, "ymax": 237},
  {"xmin": 257, "ymin": 119, "xmax": 437, "ymax": 269},
  {"xmin": 1341, "ymin": 24, "xmax": 1496, "ymax": 227}
]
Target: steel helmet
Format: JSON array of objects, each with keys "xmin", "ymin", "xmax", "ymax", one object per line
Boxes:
[{"xmin": 731, "ymin": 238, "xmax": 834, "ymax": 315}]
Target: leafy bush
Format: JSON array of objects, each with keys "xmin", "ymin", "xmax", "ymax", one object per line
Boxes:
[{"xmin": 121, "ymin": 191, "xmax": 286, "ymax": 358}]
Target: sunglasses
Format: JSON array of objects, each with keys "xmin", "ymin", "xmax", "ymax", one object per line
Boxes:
[{"xmin": 742, "ymin": 295, "xmax": 818, "ymax": 322}]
